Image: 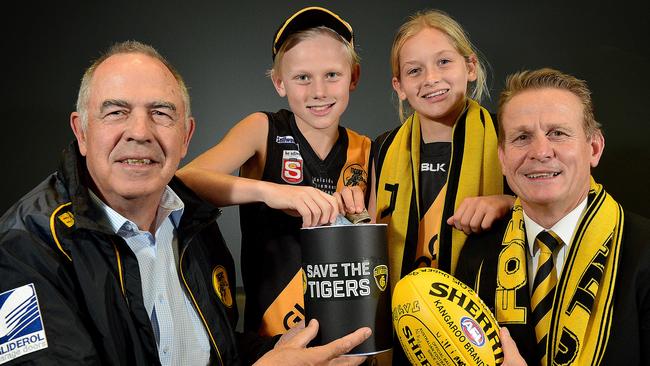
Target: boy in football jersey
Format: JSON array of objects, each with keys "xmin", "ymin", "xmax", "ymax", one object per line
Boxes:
[{"xmin": 177, "ymin": 7, "xmax": 370, "ymax": 337}]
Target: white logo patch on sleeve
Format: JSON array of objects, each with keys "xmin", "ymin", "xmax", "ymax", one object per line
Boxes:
[
  {"xmin": 0, "ymin": 284, "xmax": 48, "ymax": 364},
  {"xmin": 276, "ymin": 135, "xmax": 296, "ymax": 144}
]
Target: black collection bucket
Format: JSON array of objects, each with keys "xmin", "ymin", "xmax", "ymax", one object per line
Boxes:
[{"xmin": 300, "ymin": 223, "xmax": 392, "ymax": 355}]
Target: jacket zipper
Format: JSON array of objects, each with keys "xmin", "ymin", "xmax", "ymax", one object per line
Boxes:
[
  {"xmin": 179, "ymin": 245, "xmax": 224, "ymax": 366},
  {"xmin": 111, "ymin": 239, "xmax": 128, "ymax": 305}
]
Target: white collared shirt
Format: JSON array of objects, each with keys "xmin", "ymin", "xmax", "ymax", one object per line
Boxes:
[
  {"xmin": 523, "ymin": 198, "xmax": 588, "ymax": 290},
  {"xmin": 89, "ymin": 188, "xmax": 210, "ymax": 366}
]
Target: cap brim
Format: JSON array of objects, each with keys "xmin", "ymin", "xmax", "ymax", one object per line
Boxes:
[{"xmin": 273, "ymin": 7, "xmax": 353, "ymax": 59}]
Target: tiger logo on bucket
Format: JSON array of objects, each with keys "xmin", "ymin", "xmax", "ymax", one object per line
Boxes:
[
  {"xmin": 373, "ymin": 265, "xmax": 388, "ymax": 292},
  {"xmin": 0, "ymin": 284, "xmax": 48, "ymax": 364}
]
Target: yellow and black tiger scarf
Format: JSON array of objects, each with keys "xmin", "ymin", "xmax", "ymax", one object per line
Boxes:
[
  {"xmin": 375, "ymin": 99, "xmax": 502, "ymax": 289},
  {"xmin": 495, "ymin": 178, "xmax": 623, "ymax": 365}
]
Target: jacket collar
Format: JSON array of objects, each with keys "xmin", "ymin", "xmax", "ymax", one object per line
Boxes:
[
  {"xmin": 57, "ymin": 141, "xmax": 110, "ymax": 233},
  {"xmin": 169, "ymin": 175, "xmax": 222, "ymax": 237},
  {"xmin": 57, "ymin": 141, "xmax": 221, "ymax": 236}
]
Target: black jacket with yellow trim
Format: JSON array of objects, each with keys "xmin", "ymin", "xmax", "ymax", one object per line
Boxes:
[{"xmin": 0, "ymin": 142, "xmax": 271, "ymax": 365}]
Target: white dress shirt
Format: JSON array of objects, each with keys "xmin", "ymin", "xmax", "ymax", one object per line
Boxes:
[
  {"xmin": 523, "ymin": 198, "xmax": 588, "ymax": 292},
  {"xmin": 89, "ymin": 188, "xmax": 210, "ymax": 366}
]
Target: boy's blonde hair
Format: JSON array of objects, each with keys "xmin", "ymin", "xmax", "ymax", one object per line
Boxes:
[
  {"xmin": 391, "ymin": 10, "xmax": 489, "ymax": 121},
  {"xmin": 268, "ymin": 26, "xmax": 360, "ymax": 79}
]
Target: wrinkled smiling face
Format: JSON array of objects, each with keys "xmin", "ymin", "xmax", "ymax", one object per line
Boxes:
[
  {"xmin": 498, "ymin": 88, "xmax": 603, "ymax": 216},
  {"xmin": 71, "ymin": 53, "xmax": 194, "ymax": 206}
]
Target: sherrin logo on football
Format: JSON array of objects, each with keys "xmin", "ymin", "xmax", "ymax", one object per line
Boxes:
[{"xmin": 392, "ymin": 268, "xmax": 504, "ymax": 366}]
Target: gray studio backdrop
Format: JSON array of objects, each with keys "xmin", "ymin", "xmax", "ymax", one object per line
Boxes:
[{"xmin": 4, "ymin": 0, "xmax": 649, "ymax": 290}]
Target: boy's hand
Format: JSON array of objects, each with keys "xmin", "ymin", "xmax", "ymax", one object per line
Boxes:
[
  {"xmin": 333, "ymin": 186, "xmax": 366, "ymax": 215},
  {"xmin": 262, "ymin": 183, "xmax": 339, "ymax": 227},
  {"xmin": 446, "ymin": 194, "xmax": 515, "ymax": 234},
  {"xmin": 254, "ymin": 319, "xmax": 371, "ymax": 366}
]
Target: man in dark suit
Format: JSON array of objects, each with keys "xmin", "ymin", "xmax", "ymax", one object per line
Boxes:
[{"xmin": 456, "ymin": 68, "xmax": 650, "ymax": 366}]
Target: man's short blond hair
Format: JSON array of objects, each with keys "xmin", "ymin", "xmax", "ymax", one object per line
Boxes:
[{"xmin": 497, "ymin": 68, "xmax": 601, "ymax": 144}]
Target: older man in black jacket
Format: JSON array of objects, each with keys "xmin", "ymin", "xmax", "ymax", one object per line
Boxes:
[{"xmin": 0, "ymin": 41, "xmax": 369, "ymax": 365}]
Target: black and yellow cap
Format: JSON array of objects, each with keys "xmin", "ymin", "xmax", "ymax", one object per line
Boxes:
[{"xmin": 272, "ymin": 6, "xmax": 353, "ymax": 60}]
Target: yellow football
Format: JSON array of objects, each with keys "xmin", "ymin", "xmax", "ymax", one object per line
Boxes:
[{"xmin": 392, "ymin": 268, "xmax": 504, "ymax": 366}]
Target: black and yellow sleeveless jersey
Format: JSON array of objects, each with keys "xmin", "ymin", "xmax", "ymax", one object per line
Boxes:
[{"xmin": 239, "ymin": 109, "xmax": 371, "ymax": 336}]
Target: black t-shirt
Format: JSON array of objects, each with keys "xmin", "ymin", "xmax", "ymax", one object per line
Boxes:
[{"xmin": 418, "ymin": 140, "xmax": 451, "ymax": 219}]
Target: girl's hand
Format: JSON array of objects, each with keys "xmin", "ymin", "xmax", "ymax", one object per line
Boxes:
[{"xmin": 446, "ymin": 194, "xmax": 515, "ymax": 234}]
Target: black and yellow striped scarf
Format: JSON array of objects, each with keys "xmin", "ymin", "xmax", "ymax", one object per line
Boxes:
[
  {"xmin": 495, "ymin": 178, "xmax": 623, "ymax": 365},
  {"xmin": 376, "ymin": 99, "xmax": 502, "ymax": 290}
]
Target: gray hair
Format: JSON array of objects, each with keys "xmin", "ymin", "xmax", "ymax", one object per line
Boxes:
[{"xmin": 76, "ymin": 40, "xmax": 191, "ymax": 130}]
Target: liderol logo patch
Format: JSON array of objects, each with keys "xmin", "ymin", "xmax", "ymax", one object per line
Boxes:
[{"xmin": 0, "ymin": 284, "xmax": 48, "ymax": 364}]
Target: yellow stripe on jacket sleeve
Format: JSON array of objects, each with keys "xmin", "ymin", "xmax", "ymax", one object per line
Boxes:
[{"xmin": 49, "ymin": 202, "xmax": 73, "ymax": 262}]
